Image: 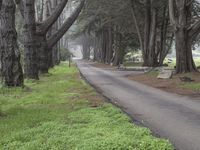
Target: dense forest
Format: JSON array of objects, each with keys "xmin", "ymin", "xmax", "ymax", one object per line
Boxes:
[
  {"xmin": 75, "ymin": 0, "xmax": 200, "ymax": 73},
  {"xmin": 1, "ymin": 0, "xmax": 200, "ymax": 87},
  {"xmin": 0, "ymin": 0, "xmax": 84, "ymax": 87}
]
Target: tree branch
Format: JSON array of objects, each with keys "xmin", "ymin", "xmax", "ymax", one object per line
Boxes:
[
  {"xmin": 15, "ymin": 0, "xmax": 24, "ymax": 18},
  {"xmin": 130, "ymin": 0, "xmax": 143, "ymax": 51},
  {"xmin": 37, "ymin": 0, "xmax": 68, "ymax": 34},
  {"xmin": 169, "ymin": 0, "xmax": 176, "ymax": 28},
  {"xmin": 188, "ymin": 19, "xmax": 200, "ymax": 40},
  {"xmin": 47, "ymin": 0, "xmax": 85, "ymax": 49},
  {"xmin": 186, "ymin": 0, "xmax": 194, "ymax": 7}
]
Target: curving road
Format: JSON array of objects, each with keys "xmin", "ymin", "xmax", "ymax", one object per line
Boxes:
[{"xmin": 76, "ymin": 60, "xmax": 200, "ymax": 150}]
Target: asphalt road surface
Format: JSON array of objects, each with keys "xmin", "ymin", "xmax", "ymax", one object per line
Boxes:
[{"xmin": 76, "ymin": 60, "xmax": 200, "ymax": 150}]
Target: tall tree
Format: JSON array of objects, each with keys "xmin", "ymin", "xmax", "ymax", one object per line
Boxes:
[
  {"xmin": 169, "ymin": 0, "xmax": 200, "ymax": 73},
  {"xmin": 22, "ymin": 0, "xmax": 39, "ymax": 79},
  {"xmin": 35, "ymin": 0, "xmax": 85, "ymax": 73},
  {"xmin": 47, "ymin": 0, "xmax": 85, "ymax": 49},
  {"xmin": 0, "ymin": 0, "xmax": 2, "ymax": 9},
  {"xmin": 0, "ymin": 0, "xmax": 24, "ymax": 86},
  {"xmin": 15, "ymin": 0, "xmax": 69, "ymax": 76},
  {"xmin": 130, "ymin": 0, "xmax": 171, "ymax": 67}
]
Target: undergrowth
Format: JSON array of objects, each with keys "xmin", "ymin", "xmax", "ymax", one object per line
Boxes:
[{"xmin": 0, "ymin": 62, "xmax": 173, "ymax": 150}]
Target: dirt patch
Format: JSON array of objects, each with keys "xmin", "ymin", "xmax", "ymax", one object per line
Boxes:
[{"xmin": 128, "ymin": 72, "xmax": 200, "ymax": 97}]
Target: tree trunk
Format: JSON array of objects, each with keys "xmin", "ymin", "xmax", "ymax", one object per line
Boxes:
[
  {"xmin": 158, "ymin": 6, "xmax": 169, "ymax": 66},
  {"xmin": 45, "ymin": 0, "xmax": 54, "ymax": 68},
  {"xmin": 112, "ymin": 26, "xmax": 124, "ymax": 66},
  {"xmin": 175, "ymin": 29, "xmax": 196, "ymax": 73},
  {"xmin": 82, "ymin": 35, "xmax": 91, "ymax": 60},
  {"xmin": 17, "ymin": 0, "xmax": 69, "ymax": 75},
  {"xmin": 47, "ymin": 0, "xmax": 85, "ymax": 49},
  {"xmin": 23, "ymin": 0, "xmax": 39, "ymax": 79},
  {"xmin": 130, "ymin": 0, "xmax": 143, "ymax": 52},
  {"xmin": 143, "ymin": 0, "xmax": 158, "ymax": 67},
  {"xmin": 169, "ymin": 0, "xmax": 197, "ymax": 73},
  {"xmin": 0, "ymin": 0, "xmax": 2, "ymax": 10},
  {"xmin": 37, "ymin": 0, "xmax": 84, "ymax": 72},
  {"xmin": 0, "ymin": 0, "xmax": 24, "ymax": 86},
  {"xmin": 36, "ymin": 34, "xmax": 49, "ymax": 73},
  {"xmin": 108, "ymin": 25, "xmax": 113, "ymax": 64},
  {"xmin": 50, "ymin": 0, "xmax": 59, "ymax": 66},
  {"xmin": 101, "ymin": 29, "xmax": 106, "ymax": 63}
]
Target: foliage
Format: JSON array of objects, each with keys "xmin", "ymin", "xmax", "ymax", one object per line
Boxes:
[
  {"xmin": 60, "ymin": 48, "xmax": 72, "ymax": 61},
  {"xmin": 180, "ymin": 83, "xmax": 200, "ymax": 91},
  {"xmin": 0, "ymin": 63, "xmax": 173, "ymax": 150}
]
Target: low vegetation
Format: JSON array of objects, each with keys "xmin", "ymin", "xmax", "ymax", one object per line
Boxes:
[
  {"xmin": 0, "ymin": 63, "xmax": 173, "ymax": 150},
  {"xmin": 129, "ymin": 69, "xmax": 200, "ymax": 96}
]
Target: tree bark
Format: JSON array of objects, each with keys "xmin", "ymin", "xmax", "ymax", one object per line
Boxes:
[
  {"xmin": 37, "ymin": 0, "xmax": 84, "ymax": 73},
  {"xmin": 158, "ymin": 6, "xmax": 169, "ymax": 66},
  {"xmin": 143, "ymin": 0, "xmax": 158, "ymax": 67},
  {"xmin": 23, "ymin": 0, "xmax": 39, "ymax": 79},
  {"xmin": 17, "ymin": 0, "xmax": 69, "ymax": 74},
  {"xmin": 169, "ymin": 0, "xmax": 197, "ymax": 73},
  {"xmin": 108, "ymin": 24, "xmax": 113, "ymax": 64},
  {"xmin": 130, "ymin": 0, "xmax": 143, "ymax": 52},
  {"xmin": 0, "ymin": 0, "xmax": 24, "ymax": 86},
  {"xmin": 37, "ymin": 0, "xmax": 68, "ymax": 34},
  {"xmin": 0, "ymin": 0, "xmax": 2, "ymax": 10},
  {"xmin": 112, "ymin": 26, "xmax": 124, "ymax": 66},
  {"xmin": 175, "ymin": 28, "xmax": 196, "ymax": 73},
  {"xmin": 47, "ymin": 0, "xmax": 85, "ymax": 49},
  {"xmin": 51, "ymin": 0, "xmax": 60, "ymax": 66},
  {"xmin": 45, "ymin": 0, "xmax": 54, "ymax": 68}
]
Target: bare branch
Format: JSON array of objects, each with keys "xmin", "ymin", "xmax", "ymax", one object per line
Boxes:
[
  {"xmin": 169, "ymin": 0, "xmax": 176, "ymax": 28},
  {"xmin": 37, "ymin": 0, "xmax": 68, "ymax": 34},
  {"xmin": 188, "ymin": 19, "xmax": 200, "ymax": 40},
  {"xmin": 47, "ymin": 0, "xmax": 85, "ymax": 49}
]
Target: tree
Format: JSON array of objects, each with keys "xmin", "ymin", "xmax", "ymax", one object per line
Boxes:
[
  {"xmin": 22, "ymin": 0, "xmax": 39, "ymax": 79},
  {"xmin": 131, "ymin": 0, "xmax": 171, "ymax": 67},
  {"xmin": 0, "ymin": 0, "xmax": 24, "ymax": 86},
  {"xmin": 15, "ymin": 0, "xmax": 69, "ymax": 76},
  {"xmin": 169, "ymin": 0, "xmax": 200, "ymax": 73},
  {"xmin": 0, "ymin": 0, "xmax": 2, "ymax": 9},
  {"xmin": 16, "ymin": 0, "xmax": 84, "ymax": 76},
  {"xmin": 76, "ymin": 0, "xmax": 133, "ymax": 65}
]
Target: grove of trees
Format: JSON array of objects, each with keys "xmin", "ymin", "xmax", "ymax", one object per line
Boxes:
[
  {"xmin": 75, "ymin": 0, "xmax": 200, "ymax": 73},
  {"xmin": 0, "ymin": 0, "xmax": 84, "ymax": 87},
  {"xmin": 1, "ymin": 0, "xmax": 200, "ymax": 87}
]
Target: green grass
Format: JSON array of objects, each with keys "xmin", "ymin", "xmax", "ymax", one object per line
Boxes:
[
  {"xmin": 180, "ymin": 83, "xmax": 200, "ymax": 91},
  {"xmin": 123, "ymin": 62, "xmax": 143, "ymax": 67},
  {"xmin": 145, "ymin": 71, "xmax": 159, "ymax": 77},
  {"xmin": 0, "ymin": 62, "xmax": 173, "ymax": 150}
]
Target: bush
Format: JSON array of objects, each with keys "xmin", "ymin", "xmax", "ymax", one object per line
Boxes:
[{"xmin": 60, "ymin": 48, "xmax": 72, "ymax": 61}]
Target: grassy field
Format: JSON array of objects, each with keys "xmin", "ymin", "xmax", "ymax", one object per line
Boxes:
[{"xmin": 0, "ymin": 63, "xmax": 173, "ymax": 150}]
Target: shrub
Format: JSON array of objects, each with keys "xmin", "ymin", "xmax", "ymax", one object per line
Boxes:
[{"xmin": 60, "ymin": 48, "xmax": 72, "ymax": 61}]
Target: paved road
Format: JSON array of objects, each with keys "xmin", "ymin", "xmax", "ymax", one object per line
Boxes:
[{"xmin": 76, "ymin": 60, "xmax": 200, "ymax": 150}]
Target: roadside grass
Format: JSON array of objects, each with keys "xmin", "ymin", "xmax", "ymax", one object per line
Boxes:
[
  {"xmin": 0, "ymin": 62, "xmax": 173, "ymax": 150},
  {"xmin": 145, "ymin": 71, "xmax": 159, "ymax": 77},
  {"xmin": 123, "ymin": 62, "xmax": 143, "ymax": 67},
  {"xmin": 132, "ymin": 69, "xmax": 200, "ymax": 95},
  {"xmin": 179, "ymin": 83, "xmax": 200, "ymax": 91},
  {"xmin": 177, "ymin": 73, "xmax": 200, "ymax": 91}
]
